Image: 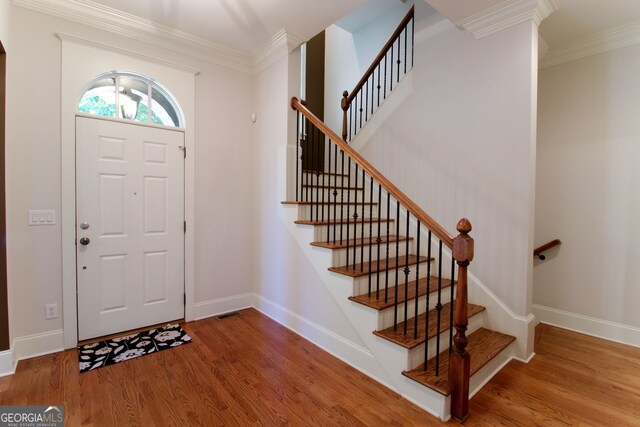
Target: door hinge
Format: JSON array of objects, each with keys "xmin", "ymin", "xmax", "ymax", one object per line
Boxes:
[
  {"xmin": 184, "ymin": 221, "xmax": 186, "ymax": 233},
  {"xmin": 184, "ymin": 293, "xmax": 186, "ymax": 304},
  {"xmin": 179, "ymin": 145, "xmax": 186, "ymax": 159}
]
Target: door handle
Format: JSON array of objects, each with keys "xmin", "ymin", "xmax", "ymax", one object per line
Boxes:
[{"xmin": 79, "ymin": 237, "xmax": 91, "ymax": 246}]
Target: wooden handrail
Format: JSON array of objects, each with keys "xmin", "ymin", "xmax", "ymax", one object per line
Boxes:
[
  {"xmin": 291, "ymin": 96, "xmax": 454, "ymax": 248},
  {"xmin": 345, "ymin": 6, "xmax": 414, "ymax": 106},
  {"xmin": 534, "ymin": 239, "xmax": 561, "ymax": 260}
]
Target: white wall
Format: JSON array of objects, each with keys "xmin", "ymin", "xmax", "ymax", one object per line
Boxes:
[
  {"xmin": 324, "ymin": 2, "xmax": 413, "ymax": 133},
  {"xmin": 359, "ymin": 6, "xmax": 539, "ymax": 319},
  {"xmin": 0, "ymin": 2, "xmax": 10, "ymax": 48},
  {"xmin": 6, "ymin": 7, "xmax": 254, "ymax": 344},
  {"xmin": 534, "ymin": 45, "xmax": 640, "ymax": 339},
  {"xmin": 252, "ymin": 53, "xmax": 367, "ymax": 349}
]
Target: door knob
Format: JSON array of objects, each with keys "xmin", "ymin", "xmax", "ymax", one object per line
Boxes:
[{"xmin": 79, "ymin": 237, "xmax": 91, "ymax": 246}]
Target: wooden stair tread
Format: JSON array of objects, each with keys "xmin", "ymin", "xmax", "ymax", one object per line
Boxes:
[
  {"xmin": 329, "ymin": 255, "xmax": 430, "ymax": 278},
  {"xmin": 349, "ymin": 276, "xmax": 453, "ymax": 310},
  {"xmin": 281, "ymin": 201, "xmax": 378, "ymax": 206},
  {"xmin": 302, "ymin": 170, "xmax": 348, "ymax": 177},
  {"xmin": 311, "ymin": 235, "xmax": 411, "ymax": 250},
  {"xmin": 372, "ymin": 302, "xmax": 485, "ymax": 349},
  {"xmin": 401, "ymin": 328, "xmax": 516, "ymax": 395},
  {"xmin": 295, "ymin": 218, "xmax": 393, "ymax": 226},
  {"xmin": 301, "ymin": 184, "xmax": 363, "ymax": 190}
]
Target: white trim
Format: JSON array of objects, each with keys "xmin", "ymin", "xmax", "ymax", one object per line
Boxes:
[
  {"xmin": 252, "ymin": 29, "xmax": 306, "ymax": 75},
  {"xmin": 539, "ymin": 20, "xmax": 640, "ymax": 69},
  {"xmin": 533, "ymin": 304, "xmax": 640, "ymax": 348},
  {"xmin": 55, "ymin": 33, "xmax": 200, "ymax": 75},
  {"xmin": 193, "ymin": 294, "xmax": 255, "ymax": 321},
  {"xmin": 16, "ymin": 0, "xmax": 305, "ymax": 75},
  {"xmin": 0, "ymin": 350, "xmax": 14, "ymax": 377},
  {"xmin": 457, "ymin": 0, "xmax": 559, "ymax": 39},
  {"xmin": 60, "ymin": 37, "xmax": 197, "ymax": 349},
  {"xmin": 13, "ymin": 0, "xmax": 253, "ymax": 73},
  {"xmin": 11, "ymin": 330, "xmax": 65, "ymax": 370}
]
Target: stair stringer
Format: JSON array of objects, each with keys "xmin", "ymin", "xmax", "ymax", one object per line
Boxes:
[{"xmin": 278, "ymin": 203, "xmax": 451, "ymax": 421}]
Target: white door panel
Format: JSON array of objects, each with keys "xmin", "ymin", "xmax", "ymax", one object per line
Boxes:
[{"xmin": 76, "ymin": 117, "xmax": 184, "ymax": 340}]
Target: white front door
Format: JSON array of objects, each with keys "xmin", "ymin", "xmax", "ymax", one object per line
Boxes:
[{"xmin": 76, "ymin": 116, "xmax": 185, "ymax": 341}]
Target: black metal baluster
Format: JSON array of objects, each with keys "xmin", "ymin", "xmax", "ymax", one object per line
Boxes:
[
  {"xmin": 333, "ymin": 143, "xmax": 338, "ymax": 244},
  {"xmin": 384, "ymin": 54, "xmax": 388, "ymax": 99},
  {"xmin": 353, "ymin": 164, "xmax": 359, "ymax": 269},
  {"xmin": 390, "ymin": 44, "xmax": 394, "ymax": 91},
  {"xmin": 404, "ymin": 25, "xmax": 408, "ymax": 74},
  {"xmin": 371, "ymin": 71, "xmax": 375, "ymax": 115},
  {"xmin": 304, "ymin": 118, "xmax": 309, "ymax": 202},
  {"xmin": 424, "ymin": 230, "xmax": 432, "ymax": 370},
  {"xmin": 349, "ymin": 100, "xmax": 353, "ymax": 142},
  {"xmin": 414, "ymin": 221, "xmax": 421, "ymax": 339},
  {"xmin": 435, "ymin": 240, "xmax": 443, "ymax": 376},
  {"xmin": 340, "ymin": 150, "xmax": 345, "ymax": 244},
  {"xmin": 320, "ymin": 129, "xmax": 325, "ymax": 226},
  {"xmin": 393, "ymin": 200, "xmax": 400, "ymax": 331},
  {"xmin": 449, "ymin": 256, "xmax": 455, "ymax": 353},
  {"xmin": 385, "ymin": 191, "xmax": 390, "ymax": 303},
  {"xmin": 365, "ymin": 80, "xmax": 369, "ymax": 122},
  {"xmin": 368, "ymin": 176, "xmax": 373, "ymax": 296},
  {"xmin": 296, "ymin": 111, "xmax": 299, "ymax": 201},
  {"xmin": 396, "ymin": 38, "xmax": 401, "ymax": 83},
  {"xmin": 376, "ymin": 183, "xmax": 382, "ymax": 299},
  {"xmin": 309, "ymin": 124, "xmax": 315, "ymax": 222},
  {"xmin": 315, "ymin": 126, "xmax": 321, "ymax": 223},
  {"xmin": 360, "ymin": 168, "xmax": 365, "ymax": 271},
  {"xmin": 377, "ymin": 63, "xmax": 381, "ymax": 108},
  {"xmin": 403, "ymin": 210, "xmax": 410, "ymax": 335},
  {"xmin": 359, "ymin": 91, "xmax": 363, "ymax": 131},
  {"xmin": 325, "ymin": 137, "xmax": 330, "ymax": 242},
  {"xmin": 346, "ymin": 157, "xmax": 352, "ymax": 269}
]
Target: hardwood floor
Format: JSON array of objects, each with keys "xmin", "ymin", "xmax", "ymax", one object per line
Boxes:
[{"xmin": 1, "ymin": 312, "xmax": 640, "ymax": 426}]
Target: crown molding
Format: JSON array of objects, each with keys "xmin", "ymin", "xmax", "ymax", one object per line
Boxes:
[
  {"xmin": 540, "ymin": 20, "xmax": 640, "ymax": 69},
  {"xmin": 56, "ymin": 33, "xmax": 201, "ymax": 75},
  {"xmin": 14, "ymin": 0, "xmax": 304, "ymax": 75},
  {"xmin": 252, "ymin": 29, "xmax": 306, "ymax": 74},
  {"xmin": 457, "ymin": 0, "xmax": 559, "ymax": 39}
]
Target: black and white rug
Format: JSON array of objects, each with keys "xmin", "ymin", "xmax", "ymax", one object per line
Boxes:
[{"xmin": 78, "ymin": 323, "xmax": 192, "ymax": 372}]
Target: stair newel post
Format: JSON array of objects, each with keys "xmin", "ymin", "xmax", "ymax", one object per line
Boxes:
[
  {"xmin": 341, "ymin": 91, "xmax": 349, "ymax": 142},
  {"xmin": 450, "ymin": 218, "xmax": 474, "ymax": 422}
]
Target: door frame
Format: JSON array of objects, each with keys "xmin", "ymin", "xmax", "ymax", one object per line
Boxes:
[{"xmin": 60, "ymin": 36, "xmax": 198, "ymax": 349}]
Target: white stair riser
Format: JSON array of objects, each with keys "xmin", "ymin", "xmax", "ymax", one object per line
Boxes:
[
  {"xmin": 330, "ymin": 241, "xmax": 410, "ymax": 266},
  {"xmin": 406, "ymin": 312, "xmax": 485, "ymax": 371},
  {"xmin": 301, "ymin": 187, "xmax": 366, "ymax": 202},
  {"xmin": 352, "ymin": 260, "xmax": 433, "ymax": 293},
  {"xmin": 311, "ymin": 222, "xmax": 391, "ymax": 241},
  {"xmin": 298, "ymin": 204, "xmax": 377, "ymax": 221},
  {"xmin": 376, "ymin": 288, "xmax": 455, "ymax": 330}
]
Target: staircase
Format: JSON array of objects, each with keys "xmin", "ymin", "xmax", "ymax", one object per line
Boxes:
[{"xmin": 280, "ymin": 7, "xmax": 518, "ymax": 422}]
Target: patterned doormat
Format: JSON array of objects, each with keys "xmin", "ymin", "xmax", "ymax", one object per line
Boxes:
[{"xmin": 78, "ymin": 324, "xmax": 192, "ymax": 372}]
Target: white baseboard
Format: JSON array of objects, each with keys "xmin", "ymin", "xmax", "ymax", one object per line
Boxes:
[
  {"xmin": 253, "ymin": 293, "xmax": 391, "ymax": 384},
  {"xmin": 12, "ymin": 329, "xmax": 65, "ymax": 370},
  {"xmin": 533, "ymin": 304, "xmax": 640, "ymax": 348},
  {"xmin": 193, "ymin": 293, "xmax": 254, "ymax": 321},
  {"xmin": 0, "ymin": 350, "xmax": 14, "ymax": 377}
]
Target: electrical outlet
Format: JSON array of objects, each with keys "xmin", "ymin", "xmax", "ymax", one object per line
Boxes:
[{"xmin": 45, "ymin": 303, "xmax": 58, "ymax": 320}]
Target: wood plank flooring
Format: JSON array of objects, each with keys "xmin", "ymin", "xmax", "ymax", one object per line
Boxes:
[{"xmin": 2, "ymin": 312, "xmax": 640, "ymax": 426}]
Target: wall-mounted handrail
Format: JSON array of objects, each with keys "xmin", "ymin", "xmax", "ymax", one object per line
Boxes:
[
  {"xmin": 293, "ymin": 96, "xmax": 453, "ymax": 247},
  {"xmin": 534, "ymin": 239, "xmax": 561, "ymax": 260},
  {"xmin": 341, "ymin": 6, "xmax": 414, "ymax": 142}
]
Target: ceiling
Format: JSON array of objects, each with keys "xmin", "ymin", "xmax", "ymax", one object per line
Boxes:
[
  {"xmin": 89, "ymin": 0, "xmax": 364, "ymax": 54},
  {"xmin": 540, "ymin": 0, "xmax": 640, "ymax": 49},
  {"xmin": 61, "ymin": 0, "xmax": 640, "ymax": 57}
]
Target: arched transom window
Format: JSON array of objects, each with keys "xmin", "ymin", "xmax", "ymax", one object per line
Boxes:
[{"xmin": 78, "ymin": 71, "xmax": 183, "ymax": 128}]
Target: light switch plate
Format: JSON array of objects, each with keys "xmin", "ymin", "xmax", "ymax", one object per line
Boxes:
[{"xmin": 29, "ymin": 210, "xmax": 56, "ymax": 226}]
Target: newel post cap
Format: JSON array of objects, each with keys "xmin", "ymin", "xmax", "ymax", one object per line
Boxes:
[
  {"xmin": 341, "ymin": 91, "xmax": 349, "ymax": 110},
  {"xmin": 453, "ymin": 218, "xmax": 474, "ymax": 263}
]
